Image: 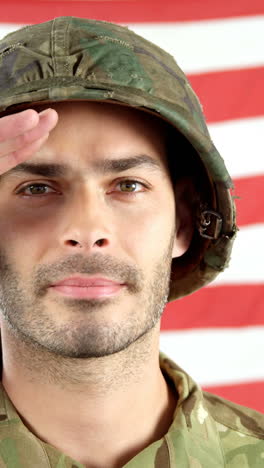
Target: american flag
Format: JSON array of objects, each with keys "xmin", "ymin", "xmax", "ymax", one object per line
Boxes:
[{"xmin": 1, "ymin": 0, "xmax": 263, "ymax": 413}]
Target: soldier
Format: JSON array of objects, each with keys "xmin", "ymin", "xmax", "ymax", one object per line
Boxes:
[{"xmin": 0, "ymin": 16, "xmax": 262, "ymax": 468}]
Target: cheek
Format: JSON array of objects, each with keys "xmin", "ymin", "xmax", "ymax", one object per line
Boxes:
[
  {"xmin": 120, "ymin": 206, "xmax": 175, "ymax": 268},
  {"xmin": 0, "ymin": 210, "xmax": 52, "ymax": 268},
  {"xmin": 0, "ymin": 213, "xmax": 51, "ymax": 238}
]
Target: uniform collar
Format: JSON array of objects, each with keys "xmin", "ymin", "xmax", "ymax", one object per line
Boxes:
[{"xmin": 157, "ymin": 353, "xmax": 225, "ymax": 467}]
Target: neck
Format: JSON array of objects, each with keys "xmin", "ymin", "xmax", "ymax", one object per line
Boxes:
[{"xmin": 1, "ymin": 324, "xmax": 177, "ymax": 468}]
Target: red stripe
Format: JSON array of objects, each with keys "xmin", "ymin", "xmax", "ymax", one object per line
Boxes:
[
  {"xmin": 188, "ymin": 67, "xmax": 264, "ymax": 123},
  {"xmin": 203, "ymin": 381, "xmax": 264, "ymax": 414},
  {"xmin": 1, "ymin": 0, "xmax": 264, "ymax": 24},
  {"xmin": 233, "ymin": 175, "xmax": 264, "ymax": 227},
  {"xmin": 162, "ymin": 285, "xmax": 264, "ymax": 330}
]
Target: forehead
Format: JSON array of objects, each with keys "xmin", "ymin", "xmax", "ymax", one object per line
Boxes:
[
  {"xmin": 0, "ymin": 101, "xmax": 173, "ymax": 183},
  {"xmin": 39, "ymin": 101, "xmax": 168, "ymax": 139},
  {"xmin": 34, "ymin": 100, "xmax": 167, "ymax": 127},
  {"xmin": 36, "ymin": 101, "xmax": 170, "ymax": 167}
]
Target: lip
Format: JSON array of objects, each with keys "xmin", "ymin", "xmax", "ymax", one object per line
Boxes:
[
  {"xmin": 49, "ymin": 276, "xmax": 125, "ymax": 299},
  {"xmin": 51, "ymin": 276, "xmax": 122, "ymax": 287}
]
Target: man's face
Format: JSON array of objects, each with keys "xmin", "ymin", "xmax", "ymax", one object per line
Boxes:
[{"xmin": 0, "ymin": 102, "xmax": 187, "ymax": 358}]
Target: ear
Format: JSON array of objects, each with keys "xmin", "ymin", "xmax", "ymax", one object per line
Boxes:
[{"xmin": 172, "ymin": 178, "xmax": 195, "ymax": 259}]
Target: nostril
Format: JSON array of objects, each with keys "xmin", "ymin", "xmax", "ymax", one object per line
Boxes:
[
  {"xmin": 95, "ymin": 239, "xmax": 106, "ymax": 247},
  {"xmin": 66, "ymin": 238, "xmax": 108, "ymax": 248},
  {"xmin": 69, "ymin": 240, "xmax": 80, "ymax": 246}
]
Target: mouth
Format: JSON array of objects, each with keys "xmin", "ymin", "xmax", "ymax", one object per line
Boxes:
[{"xmin": 49, "ymin": 276, "xmax": 126, "ymax": 299}]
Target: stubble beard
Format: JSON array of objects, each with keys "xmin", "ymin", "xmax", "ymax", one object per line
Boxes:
[{"xmin": 0, "ymin": 237, "xmax": 174, "ymax": 360}]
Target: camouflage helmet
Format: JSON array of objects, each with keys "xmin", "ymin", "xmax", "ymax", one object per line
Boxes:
[{"xmin": 0, "ymin": 16, "xmax": 237, "ymax": 301}]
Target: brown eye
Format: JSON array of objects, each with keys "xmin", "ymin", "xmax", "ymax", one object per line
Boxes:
[
  {"xmin": 119, "ymin": 181, "xmax": 138, "ymax": 192},
  {"xmin": 17, "ymin": 183, "xmax": 56, "ymax": 196},
  {"xmin": 28, "ymin": 184, "xmax": 48, "ymax": 195}
]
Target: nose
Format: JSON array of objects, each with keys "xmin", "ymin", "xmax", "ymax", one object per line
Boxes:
[{"xmin": 60, "ymin": 191, "xmax": 112, "ymax": 252}]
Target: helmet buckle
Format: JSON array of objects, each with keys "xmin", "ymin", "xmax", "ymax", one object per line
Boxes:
[{"xmin": 198, "ymin": 210, "xmax": 223, "ymax": 240}]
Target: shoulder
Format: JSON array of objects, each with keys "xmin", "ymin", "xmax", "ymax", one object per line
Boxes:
[
  {"xmin": 204, "ymin": 391, "xmax": 264, "ymax": 439},
  {"xmin": 203, "ymin": 390, "xmax": 264, "ymax": 467}
]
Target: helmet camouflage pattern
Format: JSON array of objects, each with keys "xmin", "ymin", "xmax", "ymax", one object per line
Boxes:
[{"xmin": 0, "ymin": 16, "xmax": 237, "ymax": 301}]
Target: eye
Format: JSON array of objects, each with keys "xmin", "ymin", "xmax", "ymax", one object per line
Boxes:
[
  {"xmin": 116, "ymin": 180, "xmax": 146, "ymax": 193},
  {"xmin": 16, "ymin": 183, "xmax": 57, "ymax": 196}
]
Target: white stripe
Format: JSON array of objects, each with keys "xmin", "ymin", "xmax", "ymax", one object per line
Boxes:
[
  {"xmin": 160, "ymin": 326, "xmax": 264, "ymax": 386},
  {"xmin": 129, "ymin": 16, "xmax": 264, "ymax": 74},
  {"xmin": 1, "ymin": 17, "xmax": 264, "ymax": 75},
  {"xmin": 0, "ymin": 23, "xmax": 25, "ymax": 39},
  {"xmin": 212, "ymin": 224, "xmax": 264, "ymax": 285},
  {"xmin": 208, "ymin": 116, "xmax": 264, "ymax": 179}
]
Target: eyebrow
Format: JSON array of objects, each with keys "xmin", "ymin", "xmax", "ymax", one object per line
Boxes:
[{"xmin": 0, "ymin": 155, "xmax": 163, "ymax": 182}]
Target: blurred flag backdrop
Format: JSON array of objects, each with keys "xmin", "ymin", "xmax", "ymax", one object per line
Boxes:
[{"xmin": 0, "ymin": 1, "xmax": 263, "ymax": 413}]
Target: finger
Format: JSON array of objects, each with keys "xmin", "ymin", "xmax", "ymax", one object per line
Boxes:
[
  {"xmin": 0, "ymin": 134, "xmax": 50, "ymax": 175},
  {"xmin": 0, "ymin": 109, "xmax": 39, "ymax": 142},
  {"xmin": 0, "ymin": 108, "xmax": 58, "ymax": 159},
  {"xmin": 24, "ymin": 108, "xmax": 58, "ymax": 143}
]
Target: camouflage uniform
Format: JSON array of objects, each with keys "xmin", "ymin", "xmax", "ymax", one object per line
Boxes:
[
  {"xmin": 0, "ymin": 353, "xmax": 263, "ymax": 467},
  {"xmin": 0, "ymin": 16, "xmax": 263, "ymax": 467}
]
